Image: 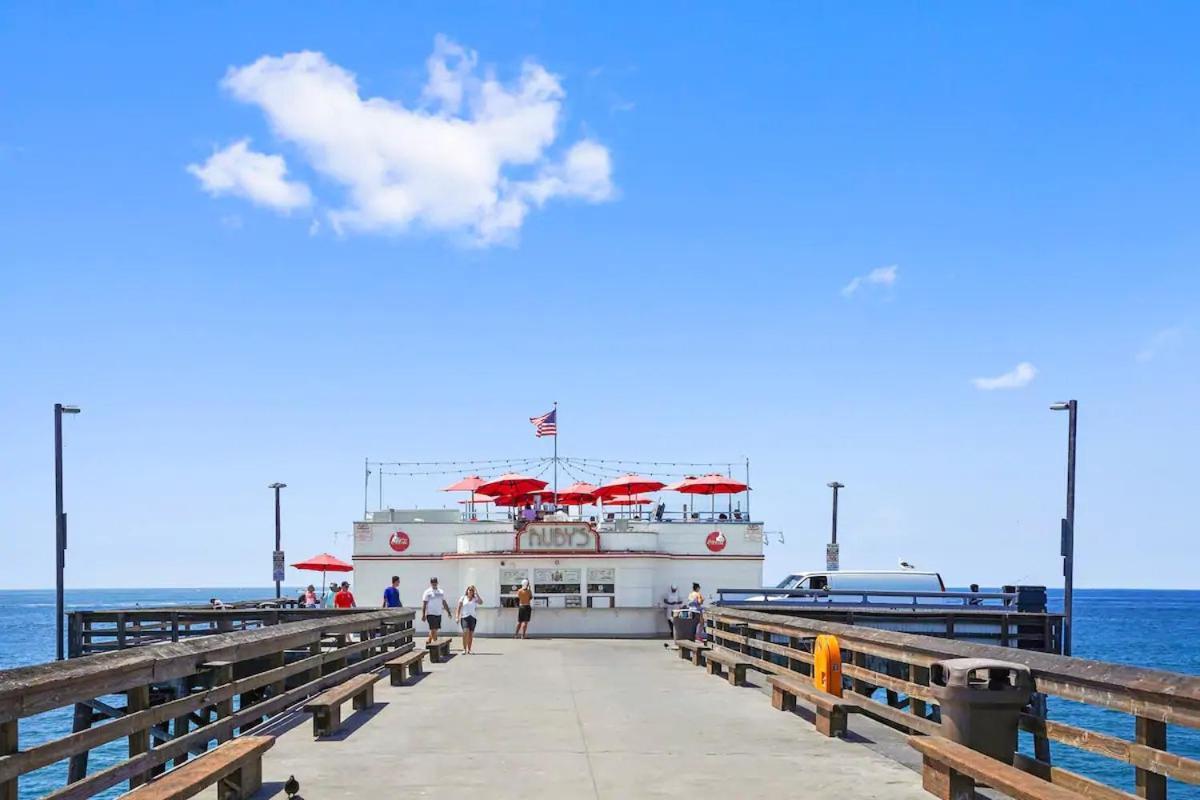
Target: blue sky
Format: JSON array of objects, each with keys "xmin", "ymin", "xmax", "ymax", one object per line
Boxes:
[{"xmin": 2, "ymin": 2, "xmax": 1197, "ymax": 590}]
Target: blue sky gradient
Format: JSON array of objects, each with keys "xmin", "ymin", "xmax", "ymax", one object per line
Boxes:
[{"xmin": 2, "ymin": 2, "xmax": 1197, "ymax": 589}]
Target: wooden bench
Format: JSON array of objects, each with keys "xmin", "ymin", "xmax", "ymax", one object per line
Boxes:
[
  {"xmin": 122, "ymin": 736, "xmax": 273, "ymax": 799},
  {"xmin": 426, "ymin": 637, "xmax": 452, "ymax": 663},
  {"xmin": 302, "ymin": 672, "xmax": 382, "ymax": 737},
  {"xmin": 767, "ymin": 674, "xmax": 862, "ymax": 738},
  {"xmin": 909, "ymin": 735, "xmax": 1086, "ymax": 800},
  {"xmin": 386, "ymin": 649, "xmax": 426, "ymax": 685},
  {"xmin": 705, "ymin": 647, "xmax": 750, "ymax": 686},
  {"xmin": 676, "ymin": 640, "xmax": 709, "ymax": 666}
]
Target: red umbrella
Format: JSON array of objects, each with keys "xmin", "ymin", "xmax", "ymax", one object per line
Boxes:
[
  {"xmin": 476, "ymin": 473, "xmax": 549, "ymax": 497},
  {"xmin": 291, "ymin": 553, "xmax": 354, "ymax": 606},
  {"xmin": 604, "ymin": 494, "xmax": 655, "ymax": 506},
  {"xmin": 665, "ymin": 473, "xmax": 749, "ymax": 517},
  {"xmin": 594, "ymin": 473, "xmax": 667, "ymax": 501},
  {"xmin": 440, "ymin": 475, "xmax": 492, "ymax": 493}
]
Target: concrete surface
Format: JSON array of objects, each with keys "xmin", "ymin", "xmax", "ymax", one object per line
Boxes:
[{"xmin": 251, "ymin": 639, "xmax": 930, "ymax": 799}]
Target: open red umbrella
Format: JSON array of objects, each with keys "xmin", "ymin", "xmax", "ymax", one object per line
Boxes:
[
  {"xmin": 604, "ymin": 494, "xmax": 655, "ymax": 506},
  {"xmin": 440, "ymin": 475, "xmax": 491, "ymax": 493},
  {"xmin": 291, "ymin": 553, "xmax": 354, "ymax": 606},
  {"xmin": 594, "ymin": 474, "xmax": 667, "ymax": 501},
  {"xmin": 476, "ymin": 473, "xmax": 549, "ymax": 497},
  {"xmin": 665, "ymin": 473, "xmax": 749, "ymax": 517}
]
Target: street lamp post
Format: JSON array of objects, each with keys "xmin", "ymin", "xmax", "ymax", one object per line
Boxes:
[
  {"xmin": 268, "ymin": 483, "xmax": 287, "ymax": 599},
  {"xmin": 54, "ymin": 403, "xmax": 81, "ymax": 660},
  {"xmin": 1050, "ymin": 400, "xmax": 1077, "ymax": 656},
  {"xmin": 826, "ymin": 481, "xmax": 844, "ymax": 571}
]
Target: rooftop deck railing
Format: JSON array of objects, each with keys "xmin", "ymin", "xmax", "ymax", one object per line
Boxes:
[
  {"xmin": 706, "ymin": 606, "xmax": 1200, "ymax": 799},
  {"xmin": 0, "ymin": 609, "xmax": 414, "ymax": 799}
]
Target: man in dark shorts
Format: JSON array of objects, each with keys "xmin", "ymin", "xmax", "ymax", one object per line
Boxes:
[
  {"xmin": 515, "ymin": 579, "xmax": 533, "ymax": 639},
  {"xmin": 421, "ymin": 577, "xmax": 452, "ymax": 643}
]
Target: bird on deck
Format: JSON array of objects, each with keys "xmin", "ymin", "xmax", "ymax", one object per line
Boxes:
[{"xmin": 284, "ymin": 775, "xmax": 300, "ymax": 798}]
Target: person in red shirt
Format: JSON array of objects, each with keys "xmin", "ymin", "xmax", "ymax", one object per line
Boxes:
[{"xmin": 333, "ymin": 581, "xmax": 356, "ymax": 609}]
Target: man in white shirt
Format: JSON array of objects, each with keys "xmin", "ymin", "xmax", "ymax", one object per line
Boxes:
[
  {"xmin": 662, "ymin": 585, "xmax": 682, "ymax": 636},
  {"xmin": 421, "ymin": 577, "xmax": 453, "ymax": 643}
]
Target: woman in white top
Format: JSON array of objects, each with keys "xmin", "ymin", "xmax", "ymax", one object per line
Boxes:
[{"xmin": 455, "ymin": 585, "xmax": 484, "ymax": 654}]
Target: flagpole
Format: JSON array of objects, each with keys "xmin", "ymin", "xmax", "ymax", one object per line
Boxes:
[{"xmin": 553, "ymin": 400, "xmax": 558, "ymax": 508}]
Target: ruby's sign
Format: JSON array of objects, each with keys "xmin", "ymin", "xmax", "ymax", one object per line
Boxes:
[
  {"xmin": 516, "ymin": 522, "xmax": 599, "ymax": 553},
  {"xmin": 705, "ymin": 530, "xmax": 727, "ymax": 552},
  {"xmin": 388, "ymin": 530, "xmax": 410, "ymax": 552}
]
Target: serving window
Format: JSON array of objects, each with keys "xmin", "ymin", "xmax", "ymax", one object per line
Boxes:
[
  {"xmin": 586, "ymin": 568, "xmax": 616, "ymax": 608},
  {"xmin": 534, "ymin": 568, "xmax": 582, "ymax": 608},
  {"xmin": 499, "ymin": 568, "xmax": 529, "ymax": 608}
]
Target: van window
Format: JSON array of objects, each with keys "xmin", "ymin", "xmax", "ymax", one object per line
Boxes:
[{"xmin": 808, "ymin": 575, "xmax": 828, "ymax": 590}]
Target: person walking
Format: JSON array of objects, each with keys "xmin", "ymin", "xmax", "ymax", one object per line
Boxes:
[
  {"xmin": 382, "ymin": 575, "xmax": 403, "ymax": 608},
  {"xmin": 303, "ymin": 585, "xmax": 319, "ymax": 608},
  {"xmin": 687, "ymin": 582, "xmax": 705, "ymax": 642},
  {"xmin": 334, "ymin": 581, "xmax": 356, "ymax": 609},
  {"xmin": 455, "ymin": 585, "xmax": 483, "ymax": 654},
  {"xmin": 323, "ymin": 582, "xmax": 339, "ymax": 608},
  {"xmin": 515, "ymin": 578, "xmax": 533, "ymax": 639},
  {"xmin": 421, "ymin": 577, "xmax": 452, "ymax": 643},
  {"xmin": 662, "ymin": 584, "xmax": 682, "ymax": 636}
]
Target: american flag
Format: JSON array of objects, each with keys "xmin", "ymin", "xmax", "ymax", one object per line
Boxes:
[{"xmin": 530, "ymin": 408, "xmax": 557, "ymax": 437}]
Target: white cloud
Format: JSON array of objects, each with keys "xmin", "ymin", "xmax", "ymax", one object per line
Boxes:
[
  {"xmin": 1136, "ymin": 325, "xmax": 1185, "ymax": 362},
  {"xmin": 187, "ymin": 139, "xmax": 312, "ymax": 211},
  {"xmin": 198, "ymin": 39, "xmax": 614, "ymax": 245},
  {"xmin": 842, "ymin": 265, "xmax": 898, "ymax": 297},
  {"xmin": 972, "ymin": 362, "xmax": 1038, "ymax": 391}
]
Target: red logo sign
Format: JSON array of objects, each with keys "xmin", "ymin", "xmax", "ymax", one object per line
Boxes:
[
  {"xmin": 388, "ymin": 530, "xmax": 410, "ymax": 552},
  {"xmin": 705, "ymin": 530, "xmax": 727, "ymax": 552}
]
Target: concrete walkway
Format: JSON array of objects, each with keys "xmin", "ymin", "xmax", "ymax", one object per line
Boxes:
[{"xmin": 252, "ymin": 639, "xmax": 930, "ymax": 799}]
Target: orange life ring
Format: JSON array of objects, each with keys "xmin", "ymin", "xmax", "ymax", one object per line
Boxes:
[{"xmin": 813, "ymin": 634, "xmax": 843, "ymax": 697}]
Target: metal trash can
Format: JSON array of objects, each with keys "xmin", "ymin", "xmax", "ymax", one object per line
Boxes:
[
  {"xmin": 930, "ymin": 658, "xmax": 1033, "ymax": 763},
  {"xmin": 672, "ymin": 609, "xmax": 699, "ymax": 642}
]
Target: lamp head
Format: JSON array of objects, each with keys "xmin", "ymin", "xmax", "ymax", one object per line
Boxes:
[
  {"xmin": 1050, "ymin": 402, "xmax": 1071, "ymax": 411},
  {"xmin": 268, "ymin": 482, "xmax": 287, "ymax": 490},
  {"xmin": 827, "ymin": 481, "xmax": 844, "ymax": 489},
  {"xmin": 59, "ymin": 405, "xmax": 81, "ymax": 414}
]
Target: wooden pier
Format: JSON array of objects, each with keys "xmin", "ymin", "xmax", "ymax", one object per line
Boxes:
[{"xmin": 1, "ymin": 607, "xmax": 1198, "ymax": 799}]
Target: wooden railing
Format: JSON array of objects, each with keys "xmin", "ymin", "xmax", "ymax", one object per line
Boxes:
[
  {"xmin": 0, "ymin": 608, "xmax": 414, "ymax": 800},
  {"xmin": 67, "ymin": 608, "xmax": 354, "ymax": 657},
  {"xmin": 706, "ymin": 607, "xmax": 1200, "ymax": 800}
]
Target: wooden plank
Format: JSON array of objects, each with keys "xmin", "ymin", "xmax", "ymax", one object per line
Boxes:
[
  {"xmin": 0, "ymin": 720, "xmax": 16, "ymax": 800},
  {"xmin": 1019, "ymin": 714, "xmax": 1200, "ymax": 785}
]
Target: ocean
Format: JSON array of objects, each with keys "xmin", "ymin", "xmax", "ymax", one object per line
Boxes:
[{"xmin": 1, "ymin": 588, "xmax": 1198, "ymax": 798}]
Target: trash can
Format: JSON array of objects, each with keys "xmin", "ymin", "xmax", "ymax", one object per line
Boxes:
[
  {"xmin": 930, "ymin": 658, "xmax": 1033, "ymax": 763},
  {"xmin": 672, "ymin": 609, "xmax": 699, "ymax": 642}
]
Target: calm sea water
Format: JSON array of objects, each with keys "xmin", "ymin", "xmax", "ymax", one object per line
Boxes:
[{"xmin": 1, "ymin": 588, "xmax": 1198, "ymax": 798}]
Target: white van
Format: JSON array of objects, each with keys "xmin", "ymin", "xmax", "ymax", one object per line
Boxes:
[{"xmin": 774, "ymin": 570, "xmax": 946, "ymax": 594}]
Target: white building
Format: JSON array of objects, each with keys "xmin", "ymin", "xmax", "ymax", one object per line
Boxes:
[{"xmin": 352, "ymin": 509, "xmax": 765, "ymax": 636}]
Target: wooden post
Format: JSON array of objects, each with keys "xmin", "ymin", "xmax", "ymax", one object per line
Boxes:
[
  {"xmin": 208, "ymin": 662, "xmax": 235, "ymax": 744},
  {"xmin": 309, "ymin": 640, "xmax": 323, "ymax": 683},
  {"xmin": 1, "ymin": 720, "xmax": 17, "ymax": 800},
  {"xmin": 1135, "ymin": 716, "xmax": 1166, "ymax": 800},
  {"xmin": 1031, "ymin": 692, "xmax": 1051, "ymax": 763},
  {"xmin": 852, "ymin": 650, "xmax": 869, "ymax": 696},
  {"xmin": 172, "ymin": 709, "xmax": 190, "ymax": 767},
  {"xmin": 170, "ymin": 611, "xmax": 180, "ymax": 643},
  {"xmin": 126, "ymin": 684, "xmax": 151, "ymax": 788},
  {"xmin": 116, "ymin": 613, "xmax": 128, "ymax": 650},
  {"xmin": 67, "ymin": 702, "xmax": 93, "ymax": 782},
  {"xmin": 270, "ymin": 650, "xmax": 286, "ymax": 701},
  {"xmin": 909, "ymin": 664, "xmax": 928, "ymax": 720},
  {"xmin": 67, "ymin": 613, "xmax": 84, "ymax": 659}
]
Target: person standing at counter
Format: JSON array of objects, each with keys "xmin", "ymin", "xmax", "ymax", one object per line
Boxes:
[
  {"xmin": 662, "ymin": 585, "xmax": 683, "ymax": 635},
  {"xmin": 421, "ymin": 577, "xmax": 453, "ymax": 643},
  {"xmin": 455, "ymin": 585, "xmax": 483, "ymax": 654},
  {"xmin": 515, "ymin": 579, "xmax": 533, "ymax": 639}
]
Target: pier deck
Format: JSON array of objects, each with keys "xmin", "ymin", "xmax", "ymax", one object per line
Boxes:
[{"xmin": 251, "ymin": 638, "xmax": 928, "ymax": 799}]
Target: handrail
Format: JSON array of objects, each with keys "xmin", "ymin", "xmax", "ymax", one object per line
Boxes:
[
  {"xmin": 705, "ymin": 606, "xmax": 1200, "ymax": 797},
  {"xmin": 715, "ymin": 587, "xmax": 1019, "ymax": 607},
  {"xmin": 0, "ymin": 609, "xmax": 414, "ymax": 799}
]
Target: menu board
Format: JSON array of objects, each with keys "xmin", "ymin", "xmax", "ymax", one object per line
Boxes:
[{"xmin": 587, "ymin": 567, "xmax": 616, "ymax": 595}]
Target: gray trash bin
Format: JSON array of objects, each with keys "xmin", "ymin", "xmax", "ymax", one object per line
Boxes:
[
  {"xmin": 672, "ymin": 609, "xmax": 699, "ymax": 642},
  {"xmin": 930, "ymin": 658, "xmax": 1033, "ymax": 763}
]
